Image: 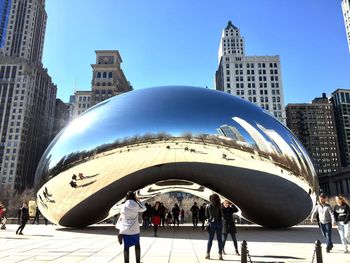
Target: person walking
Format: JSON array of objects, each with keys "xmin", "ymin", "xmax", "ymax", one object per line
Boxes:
[
  {"xmin": 151, "ymin": 202, "xmax": 161, "ymax": 236},
  {"xmin": 205, "ymin": 193, "xmax": 223, "ymax": 260},
  {"xmin": 116, "ymin": 191, "xmax": 146, "ymax": 263},
  {"xmin": 311, "ymin": 193, "xmax": 335, "ymax": 253},
  {"xmin": 333, "ymin": 194, "xmax": 350, "ymax": 253},
  {"xmin": 16, "ymin": 202, "xmax": 29, "ymax": 235},
  {"xmin": 172, "ymin": 203, "xmax": 180, "ymax": 227},
  {"xmin": 221, "ymin": 200, "xmax": 240, "ymax": 255},
  {"xmin": 190, "ymin": 202, "xmax": 199, "ymax": 227},
  {"xmin": 199, "ymin": 203, "xmax": 206, "ymax": 230}
]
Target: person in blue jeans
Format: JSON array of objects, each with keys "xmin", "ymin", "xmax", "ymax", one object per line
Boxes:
[
  {"xmin": 205, "ymin": 193, "xmax": 223, "ymax": 260},
  {"xmin": 311, "ymin": 193, "xmax": 335, "ymax": 253}
]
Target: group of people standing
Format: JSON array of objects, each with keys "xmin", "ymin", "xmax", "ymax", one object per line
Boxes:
[
  {"xmin": 116, "ymin": 192, "xmax": 240, "ymax": 262},
  {"xmin": 311, "ymin": 193, "xmax": 350, "ymax": 254},
  {"xmin": 141, "ymin": 202, "xmax": 182, "ymax": 236}
]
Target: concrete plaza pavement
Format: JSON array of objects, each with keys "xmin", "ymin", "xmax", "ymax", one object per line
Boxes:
[{"xmin": 0, "ymin": 223, "xmax": 349, "ymax": 263}]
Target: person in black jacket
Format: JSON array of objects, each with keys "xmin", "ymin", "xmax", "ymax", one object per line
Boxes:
[
  {"xmin": 172, "ymin": 203, "xmax": 180, "ymax": 227},
  {"xmin": 334, "ymin": 194, "xmax": 350, "ymax": 253},
  {"xmin": 222, "ymin": 200, "xmax": 240, "ymax": 255},
  {"xmin": 16, "ymin": 202, "xmax": 29, "ymax": 235},
  {"xmin": 199, "ymin": 203, "xmax": 206, "ymax": 230},
  {"xmin": 205, "ymin": 193, "xmax": 223, "ymax": 260},
  {"xmin": 190, "ymin": 202, "xmax": 200, "ymax": 227}
]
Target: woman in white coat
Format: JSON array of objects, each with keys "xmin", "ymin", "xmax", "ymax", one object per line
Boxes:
[{"xmin": 116, "ymin": 191, "xmax": 146, "ymax": 263}]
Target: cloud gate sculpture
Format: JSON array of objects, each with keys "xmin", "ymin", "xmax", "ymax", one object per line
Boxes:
[{"xmin": 34, "ymin": 86, "xmax": 318, "ymax": 228}]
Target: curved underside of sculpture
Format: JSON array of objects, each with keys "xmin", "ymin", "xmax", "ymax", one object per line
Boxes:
[{"xmin": 34, "ymin": 86, "xmax": 318, "ymax": 228}]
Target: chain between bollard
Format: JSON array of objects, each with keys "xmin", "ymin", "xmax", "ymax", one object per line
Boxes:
[{"xmin": 246, "ymin": 249, "xmax": 253, "ymax": 263}]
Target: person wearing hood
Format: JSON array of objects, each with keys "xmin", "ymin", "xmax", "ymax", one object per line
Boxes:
[{"xmin": 116, "ymin": 191, "xmax": 146, "ymax": 263}]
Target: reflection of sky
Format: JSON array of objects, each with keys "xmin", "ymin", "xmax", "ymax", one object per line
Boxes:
[{"xmin": 45, "ymin": 86, "xmax": 302, "ymax": 168}]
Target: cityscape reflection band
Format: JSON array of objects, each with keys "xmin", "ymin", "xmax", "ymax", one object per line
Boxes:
[{"xmin": 34, "ymin": 86, "xmax": 318, "ymax": 228}]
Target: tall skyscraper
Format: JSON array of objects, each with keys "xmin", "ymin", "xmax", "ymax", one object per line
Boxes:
[
  {"xmin": 286, "ymin": 93, "xmax": 340, "ymax": 175},
  {"xmin": 342, "ymin": 0, "xmax": 350, "ymax": 52},
  {"xmin": 331, "ymin": 89, "xmax": 350, "ymax": 167},
  {"xmin": 215, "ymin": 21, "xmax": 286, "ymax": 123},
  {"xmin": 0, "ymin": 0, "xmax": 11, "ymax": 49},
  {"xmin": 0, "ymin": 0, "xmax": 56, "ymax": 197},
  {"xmin": 71, "ymin": 50, "xmax": 132, "ymax": 119}
]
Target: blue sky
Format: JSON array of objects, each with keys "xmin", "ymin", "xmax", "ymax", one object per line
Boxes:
[{"xmin": 43, "ymin": 0, "xmax": 350, "ymax": 104}]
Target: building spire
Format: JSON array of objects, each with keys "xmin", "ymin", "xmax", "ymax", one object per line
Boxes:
[{"xmin": 225, "ymin": 20, "xmax": 238, "ymax": 30}]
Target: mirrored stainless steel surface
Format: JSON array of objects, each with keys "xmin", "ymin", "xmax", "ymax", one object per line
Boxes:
[{"xmin": 34, "ymin": 86, "xmax": 318, "ymax": 228}]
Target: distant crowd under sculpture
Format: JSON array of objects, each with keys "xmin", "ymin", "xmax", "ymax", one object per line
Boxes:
[{"xmin": 34, "ymin": 86, "xmax": 318, "ymax": 228}]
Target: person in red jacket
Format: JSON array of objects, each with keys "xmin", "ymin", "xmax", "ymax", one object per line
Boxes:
[{"xmin": 0, "ymin": 203, "xmax": 7, "ymax": 230}]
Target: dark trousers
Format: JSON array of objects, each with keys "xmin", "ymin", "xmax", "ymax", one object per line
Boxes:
[
  {"xmin": 320, "ymin": 222, "xmax": 333, "ymax": 249},
  {"xmin": 32, "ymin": 215, "xmax": 39, "ymax": 224},
  {"xmin": 207, "ymin": 222, "xmax": 223, "ymax": 254},
  {"xmin": 223, "ymin": 232, "xmax": 238, "ymax": 250},
  {"xmin": 124, "ymin": 243, "xmax": 140, "ymax": 263},
  {"xmin": 173, "ymin": 215, "xmax": 179, "ymax": 226},
  {"xmin": 160, "ymin": 215, "xmax": 166, "ymax": 226},
  {"xmin": 16, "ymin": 219, "xmax": 28, "ymax": 234},
  {"xmin": 192, "ymin": 214, "xmax": 198, "ymax": 227}
]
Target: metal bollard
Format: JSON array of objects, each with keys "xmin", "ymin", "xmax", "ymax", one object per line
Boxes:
[
  {"xmin": 241, "ymin": 240, "xmax": 247, "ymax": 263},
  {"xmin": 315, "ymin": 240, "xmax": 323, "ymax": 263}
]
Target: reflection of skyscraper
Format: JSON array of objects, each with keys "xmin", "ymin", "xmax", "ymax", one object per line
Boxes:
[
  {"xmin": 232, "ymin": 117, "xmax": 276, "ymax": 153},
  {"xmin": 217, "ymin": 125, "xmax": 245, "ymax": 142}
]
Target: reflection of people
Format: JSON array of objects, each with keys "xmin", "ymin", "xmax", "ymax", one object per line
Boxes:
[
  {"xmin": 115, "ymin": 191, "xmax": 146, "ymax": 263},
  {"xmin": 205, "ymin": 193, "xmax": 223, "ymax": 260},
  {"xmin": 16, "ymin": 202, "xmax": 30, "ymax": 235},
  {"xmin": 333, "ymin": 195, "xmax": 350, "ymax": 253},
  {"xmin": 190, "ymin": 202, "xmax": 199, "ymax": 227},
  {"xmin": 311, "ymin": 193, "xmax": 335, "ymax": 253},
  {"xmin": 78, "ymin": 173, "xmax": 85, "ymax": 180},
  {"xmin": 70, "ymin": 175, "xmax": 77, "ymax": 188},
  {"xmin": 222, "ymin": 200, "xmax": 239, "ymax": 255}
]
